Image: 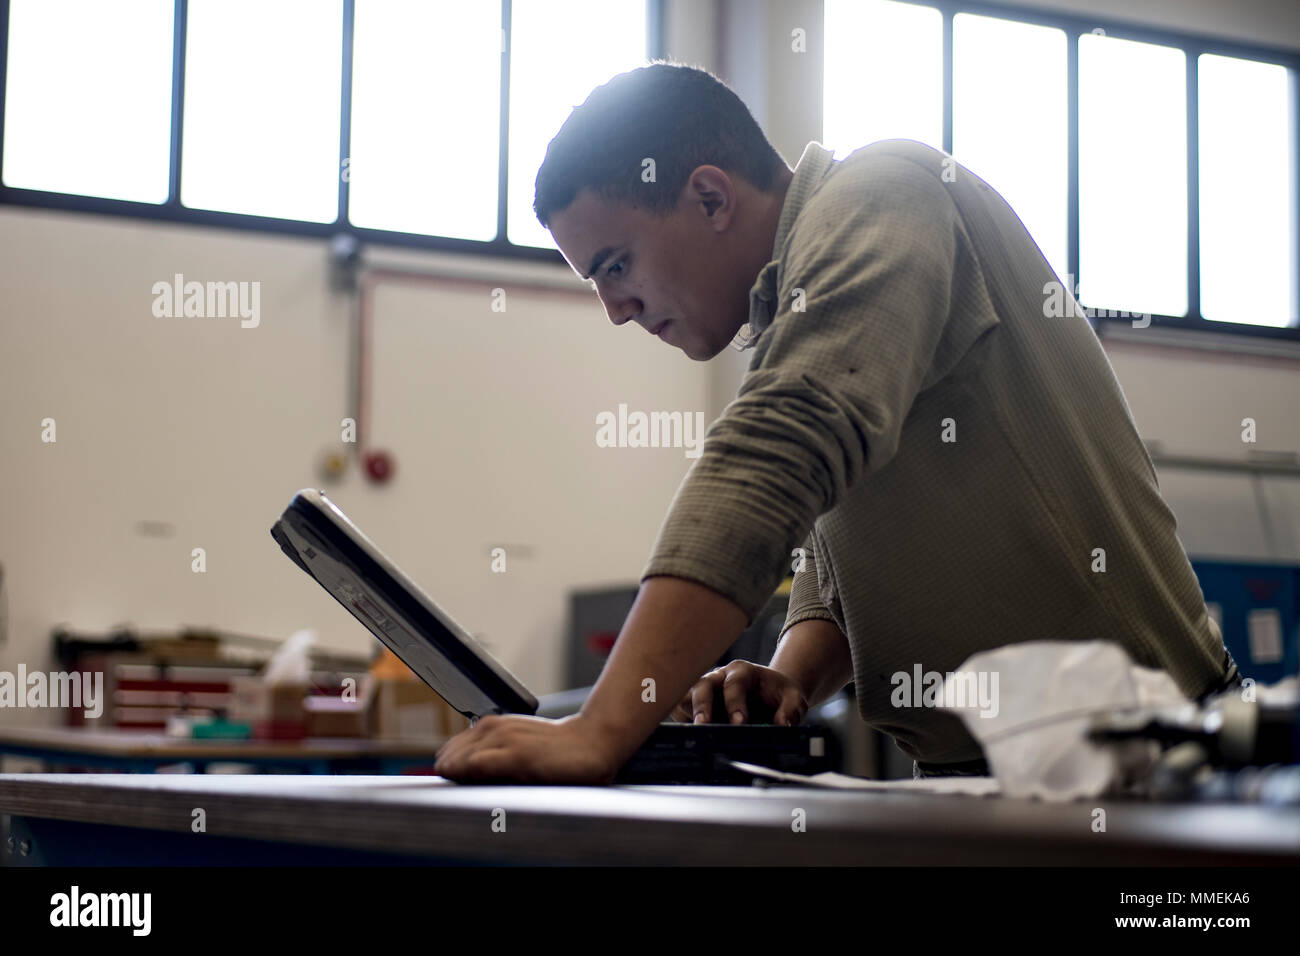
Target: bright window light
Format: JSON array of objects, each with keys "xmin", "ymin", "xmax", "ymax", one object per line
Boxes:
[
  {"xmin": 348, "ymin": 0, "xmax": 500, "ymax": 239},
  {"xmin": 824, "ymin": 0, "xmax": 943, "ymax": 158},
  {"xmin": 181, "ymin": 0, "xmax": 343, "ymax": 222},
  {"xmin": 1199, "ymin": 54, "xmax": 1297, "ymax": 328},
  {"xmin": 953, "ymin": 14, "xmax": 1068, "ymax": 281},
  {"xmin": 1079, "ymin": 33, "xmax": 1188, "ymax": 318},
  {"xmin": 507, "ymin": 0, "xmax": 648, "ymax": 249},
  {"xmin": 2, "ymin": 0, "xmax": 173, "ymax": 203}
]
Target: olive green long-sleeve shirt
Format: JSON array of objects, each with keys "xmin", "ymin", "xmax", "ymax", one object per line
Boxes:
[{"xmin": 641, "ymin": 139, "xmax": 1234, "ymax": 763}]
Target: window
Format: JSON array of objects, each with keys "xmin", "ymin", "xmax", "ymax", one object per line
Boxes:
[
  {"xmin": 953, "ymin": 12, "xmax": 1067, "ymax": 281},
  {"xmin": 1078, "ymin": 33, "xmax": 1187, "ymax": 318},
  {"xmin": 0, "ymin": 0, "xmax": 659, "ymax": 257},
  {"xmin": 823, "ymin": 0, "xmax": 943, "ymax": 157},
  {"xmin": 823, "ymin": 1, "xmax": 1300, "ymax": 339},
  {"xmin": 1198, "ymin": 53, "xmax": 1297, "ymax": 328},
  {"xmin": 182, "ymin": 0, "xmax": 343, "ymax": 222},
  {"xmin": 506, "ymin": 0, "xmax": 648, "ymax": 249},
  {"xmin": 347, "ymin": 0, "xmax": 501, "ymax": 239},
  {"xmin": 2, "ymin": 0, "xmax": 173, "ymax": 203}
]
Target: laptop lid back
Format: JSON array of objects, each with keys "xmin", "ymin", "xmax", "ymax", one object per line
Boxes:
[{"xmin": 271, "ymin": 488, "xmax": 538, "ymax": 720}]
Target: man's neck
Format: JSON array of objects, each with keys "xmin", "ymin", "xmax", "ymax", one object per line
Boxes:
[
  {"xmin": 766, "ymin": 166, "xmax": 795, "ymax": 257},
  {"xmin": 747, "ymin": 165, "xmax": 794, "ymax": 282},
  {"xmin": 718, "ymin": 166, "xmax": 796, "ymax": 355}
]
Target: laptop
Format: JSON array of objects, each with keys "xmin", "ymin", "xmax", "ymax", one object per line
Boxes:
[{"xmin": 271, "ymin": 488, "xmax": 837, "ymax": 784}]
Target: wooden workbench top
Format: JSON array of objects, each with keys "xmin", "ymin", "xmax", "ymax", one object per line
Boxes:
[{"xmin": 2, "ymin": 773, "xmax": 1297, "ymax": 865}]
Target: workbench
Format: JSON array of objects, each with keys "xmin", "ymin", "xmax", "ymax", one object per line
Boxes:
[
  {"xmin": 2, "ymin": 773, "xmax": 1298, "ymax": 865},
  {"xmin": 0, "ymin": 727, "xmax": 442, "ymax": 774}
]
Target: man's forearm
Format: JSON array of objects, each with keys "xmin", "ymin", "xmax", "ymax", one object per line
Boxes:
[
  {"xmin": 769, "ymin": 618, "xmax": 854, "ymax": 709},
  {"xmin": 578, "ymin": 575, "xmax": 748, "ymax": 766}
]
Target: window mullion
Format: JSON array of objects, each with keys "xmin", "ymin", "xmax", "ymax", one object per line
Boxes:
[
  {"xmin": 1186, "ymin": 46, "xmax": 1200, "ymax": 321},
  {"xmin": 0, "ymin": 0, "xmax": 10, "ymax": 180},
  {"xmin": 497, "ymin": 0, "xmax": 511, "ymax": 244},
  {"xmin": 338, "ymin": 0, "xmax": 355, "ymax": 227},
  {"xmin": 942, "ymin": 11, "xmax": 953, "ymax": 154},
  {"xmin": 1292, "ymin": 65, "xmax": 1300, "ymax": 326},
  {"xmin": 1067, "ymin": 27, "xmax": 1080, "ymax": 307},
  {"xmin": 168, "ymin": 0, "xmax": 187, "ymax": 208}
]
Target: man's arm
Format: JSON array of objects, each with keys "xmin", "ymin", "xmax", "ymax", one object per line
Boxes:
[
  {"xmin": 578, "ymin": 575, "xmax": 749, "ymax": 767},
  {"xmin": 770, "ymin": 617, "xmax": 853, "ymax": 710},
  {"xmin": 775, "ymin": 533, "xmax": 851, "ymax": 709},
  {"xmin": 434, "ymin": 575, "xmax": 746, "ymax": 782},
  {"xmin": 435, "ymin": 582, "xmax": 850, "ymax": 783}
]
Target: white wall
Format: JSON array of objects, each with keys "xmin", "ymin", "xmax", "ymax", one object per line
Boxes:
[{"xmin": 0, "ymin": 205, "xmax": 710, "ymax": 726}]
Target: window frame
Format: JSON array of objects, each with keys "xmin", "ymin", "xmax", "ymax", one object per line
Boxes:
[
  {"xmin": 827, "ymin": 0, "xmax": 1300, "ymax": 342},
  {"xmin": 0, "ymin": 0, "xmax": 665, "ymax": 265}
]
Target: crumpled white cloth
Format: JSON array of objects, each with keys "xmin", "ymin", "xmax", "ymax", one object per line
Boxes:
[
  {"xmin": 264, "ymin": 628, "xmax": 316, "ymax": 685},
  {"xmin": 940, "ymin": 640, "xmax": 1189, "ymax": 801}
]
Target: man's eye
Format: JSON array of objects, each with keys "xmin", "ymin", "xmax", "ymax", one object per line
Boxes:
[{"xmin": 606, "ymin": 260, "xmax": 625, "ymax": 278}]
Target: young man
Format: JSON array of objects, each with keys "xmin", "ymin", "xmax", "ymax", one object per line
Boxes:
[{"xmin": 433, "ymin": 62, "xmax": 1239, "ymax": 784}]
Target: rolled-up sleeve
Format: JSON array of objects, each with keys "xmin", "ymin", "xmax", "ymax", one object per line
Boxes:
[{"xmin": 641, "ymin": 154, "xmax": 974, "ymax": 622}]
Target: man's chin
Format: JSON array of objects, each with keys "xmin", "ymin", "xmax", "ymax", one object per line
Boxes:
[{"xmin": 679, "ymin": 336, "xmax": 726, "ymax": 362}]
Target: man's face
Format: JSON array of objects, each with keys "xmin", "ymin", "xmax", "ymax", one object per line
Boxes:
[{"xmin": 548, "ymin": 168, "xmax": 755, "ymax": 361}]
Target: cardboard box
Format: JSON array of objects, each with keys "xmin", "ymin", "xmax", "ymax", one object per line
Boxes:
[
  {"xmin": 229, "ymin": 677, "xmax": 307, "ymax": 739},
  {"xmin": 303, "ymin": 680, "xmax": 372, "ymax": 738},
  {"xmin": 371, "ymin": 679, "xmax": 468, "ymax": 740}
]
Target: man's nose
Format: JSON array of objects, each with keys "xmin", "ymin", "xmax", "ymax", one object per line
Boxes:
[{"xmin": 596, "ymin": 287, "xmax": 640, "ymax": 327}]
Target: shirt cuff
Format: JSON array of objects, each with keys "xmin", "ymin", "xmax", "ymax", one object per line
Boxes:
[{"xmin": 640, "ymin": 481, "xmax": 802, "ymax": 625}]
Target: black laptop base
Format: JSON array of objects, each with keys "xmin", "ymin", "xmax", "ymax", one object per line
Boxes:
[{"xmin": 616, "ymin": 723, "xmax": 838, "ymax": 785}]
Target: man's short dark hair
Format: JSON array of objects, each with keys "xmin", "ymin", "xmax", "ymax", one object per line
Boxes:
[{"xmin": 533, "ymin": 60, "xmax": 786, "ymax": 228}]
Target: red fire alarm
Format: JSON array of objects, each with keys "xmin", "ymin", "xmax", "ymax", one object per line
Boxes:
[{"xmin": 363, "ymin": 449, "xmax": 394, "ymax": 484}]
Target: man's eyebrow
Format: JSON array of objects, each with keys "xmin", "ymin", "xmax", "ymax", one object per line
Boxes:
[{"xmin": 582, "ymin": 246, "xmax": 618, "ymax": 281}]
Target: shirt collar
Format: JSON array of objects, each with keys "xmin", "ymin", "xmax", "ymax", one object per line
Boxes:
[{"xmin": 732, "ymin": 141, "xmax": 836, "ymax": 351}]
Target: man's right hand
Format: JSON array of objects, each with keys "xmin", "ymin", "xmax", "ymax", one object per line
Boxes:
[{"xmin": 668, "ymin": 660, "xmax": 809, "ymax": 726}]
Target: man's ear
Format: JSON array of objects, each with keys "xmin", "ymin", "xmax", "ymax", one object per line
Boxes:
[{"xmin": 686, "ymin": 166, "xmax": 735, "ymax": 227}]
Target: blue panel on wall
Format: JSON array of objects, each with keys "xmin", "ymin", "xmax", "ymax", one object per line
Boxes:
[{"xmin": 1190, "ymin": 560, "xmax": 1299, "ymax": 685}]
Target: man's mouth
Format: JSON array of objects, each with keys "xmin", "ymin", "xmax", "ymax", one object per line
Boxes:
[{"xmin": 648, "ymin": 319, "xmax": 670, "ymax": 336}]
